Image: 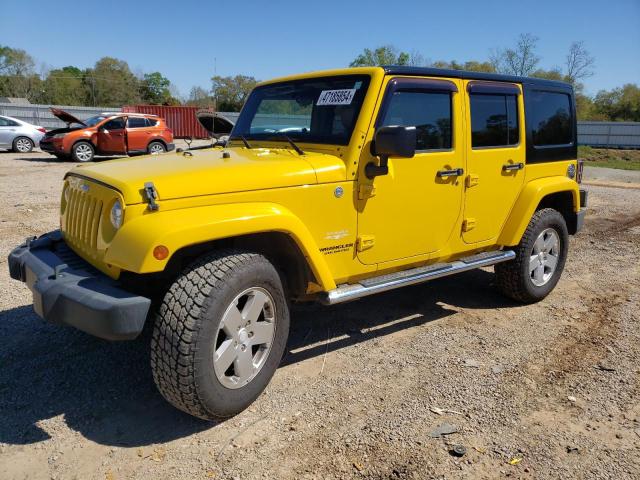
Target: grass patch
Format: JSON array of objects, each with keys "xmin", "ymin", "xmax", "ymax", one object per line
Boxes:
[{"xmin": 579, "ymin": 146, "xmax": 640, "ymax": 171}]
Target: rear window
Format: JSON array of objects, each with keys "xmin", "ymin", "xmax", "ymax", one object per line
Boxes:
[
  {"xmin": 529, "ymin": 91, "xmax": 573, "ymax": 146},
  {"xmin": 470, "ymin": 94, "xmax": 519, "ymax": 148},
  {"xmin": 146, "ymin": 118, "xmax": 159, "ymax": 127}
]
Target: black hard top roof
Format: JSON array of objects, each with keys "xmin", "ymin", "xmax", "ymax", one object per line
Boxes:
[{"xmin": 382, "ymin": 66, "xmax": 572, "ymax": 90}]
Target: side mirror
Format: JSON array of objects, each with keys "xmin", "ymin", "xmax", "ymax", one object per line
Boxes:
[{"xmin": 366, "ymin": 126, "xmax": 416, "ymax": 179}]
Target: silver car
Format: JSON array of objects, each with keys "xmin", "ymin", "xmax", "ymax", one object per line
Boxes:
[{"xmin": 0, "ymin": 115, "xmax": 46, "ymax": 153}]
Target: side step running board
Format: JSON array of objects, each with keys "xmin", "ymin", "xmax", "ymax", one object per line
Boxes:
[{"xmin": 322, "ymin": 250, "xmax": 515, "ymax": 305}]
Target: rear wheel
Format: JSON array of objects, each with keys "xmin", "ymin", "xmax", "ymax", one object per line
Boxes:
[
  {"xmin": 495, "ymin": 208, "xmax": 569, "ymax": 303},
  {"xmin": 71, "ymin": 141, "xmax": 94, "ymax": 162},
  {"xmin": 148, "ymin": 141, "xmax": 166, "ymax": 154},
  {"xmin": 151, "ymin": 250, "xmax": 290, "ymax": 420},
  {"xmin": 12, "ymin": 137, "xmax": 34, "ymax": 153}
]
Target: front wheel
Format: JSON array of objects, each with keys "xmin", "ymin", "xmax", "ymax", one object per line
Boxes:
[
  {"xmin": 495, "ymin": 208, "xmax": 569, "ymax": 303},
  {"xmin": 71, "ymin": 141, "xmax": 95, "ymax": 162},
  {"xmin": 151, "ymin": 250, "xmax": 290, "ymax": 420}
]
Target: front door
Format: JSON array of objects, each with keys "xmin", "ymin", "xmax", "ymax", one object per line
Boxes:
[
  {"xmin": 97, "ymin": 117, "xmax": 127, "ymax": 154},
  {"xmin": 462, "ymin": 81, "xmax": 526, "ymax": 244},
  {"xmin": 0, "ymin": 116, "xmax": 18, "ymax": 147},
  {"xmin": 356, "ymin": 77, "xmax": 465, "ymax": 265}
]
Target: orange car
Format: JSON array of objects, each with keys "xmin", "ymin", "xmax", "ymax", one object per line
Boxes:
[{"xmin": 40, "ymin": 109, "xmax": 175, "ymax": 162}]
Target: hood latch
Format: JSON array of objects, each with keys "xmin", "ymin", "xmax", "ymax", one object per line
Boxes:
[{"xmin": 144, "ymin": 182, "xmax": 159, "ymax": 211}]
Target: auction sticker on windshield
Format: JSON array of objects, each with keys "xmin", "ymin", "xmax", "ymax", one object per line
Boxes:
[{"xmin": 317, "ymin": 89, "xmax": 356, "ymax": 106}]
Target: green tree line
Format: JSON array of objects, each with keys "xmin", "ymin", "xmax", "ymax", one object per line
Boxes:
[
  {"xmin": 0, "ymin": 46, "xmax": 180, "ymax": 106},
  {"xmin": 1, "ymin": 39, "xmax": 638, "ymax": 121}
]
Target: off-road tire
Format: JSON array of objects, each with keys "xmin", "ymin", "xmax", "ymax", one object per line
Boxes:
[
  {"xmin": 12, "ymin": 136, "xmax": 34, "ymax": 153},
  {"xmin": 71, "ymin": 141, "xmax": 95, "ymax": 162},
  {"xmin": 495, "ymin": 208, "xmax": 569, "ymax": 303},
  {"xmin": 147, "ymin": 141, "xmax": 166, "ymax": 154},
  {"xmin": 150, "ymin": 250, "xmax": 290, "ymax": 420}
]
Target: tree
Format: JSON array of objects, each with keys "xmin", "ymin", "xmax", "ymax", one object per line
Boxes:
[
  {"xmin": 0, "ymin": 45, "xmax": 35, "ymax": 75},
  {"xmin": 565, "ymin": 41, "xmax": 595, "ymax": 83},
  {"xmin": 42, "ymin": 66, "xmax": 87, "ymax": 105},
  {"xmin": 431, "ymin": 60, "xmax": 496, "ymax": 72},
  {"xmin": 490, "ymin": 33, "xmax": 540, "ymax": 76},
  {"xmin": 211, "ymin": 75, "xmax": 258, "ymax": 111},
  {"xmin": 349, "ymin": 45, "xmax": 411, "ymax": 67},
  {"xmin": 87, "ymin": 57, "xmax": 142, "ymax": 106},
  {"xmin": 141, "ymin": 72, "xmax": 178, "ymax": 105},
  {"xmin": 593, "ymin": 84, "xmax": 640, "ymax": 121},
  {"xmin": 186, "ymin": 86, "xmax": 213, "ymax": 107}
]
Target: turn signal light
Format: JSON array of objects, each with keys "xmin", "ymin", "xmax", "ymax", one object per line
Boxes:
[{"xmin": 153, "ymin": 245, "xmax": 169, "ymax": 260}]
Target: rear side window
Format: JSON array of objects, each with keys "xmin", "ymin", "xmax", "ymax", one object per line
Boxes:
[
  {"xmin": 470, "ymin": 94, "xmax": 519, "ymax": 148},
  {"xmin": 380, "ymin": 91, "xmax": 452, "ymax": 150},
  {"xmin": 0, "ymin": 117, "xmax": 18, "ymax": 126},
  {"xmin": 146, "ymin": 118, "xmax": 159, "ymax": 127},
  {"xmin": 529, "ymin": 91, "xmax": 573, "ymax": 146},
  {"xmin": 127, "ymin": 117, "xmax": 147, "ymax": 128}
]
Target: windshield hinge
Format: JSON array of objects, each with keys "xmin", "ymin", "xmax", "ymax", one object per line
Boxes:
[{"xmin": 143, "ymin": 182, "xmax": 159, "ymax": 211}]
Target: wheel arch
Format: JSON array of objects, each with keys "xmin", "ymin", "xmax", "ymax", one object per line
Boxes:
[
  {"xmin": 498, "ymin": 176, "xmax": 581, "ymax": 246},
  {"xmin": 147, "ymin": 138, "xmax": 167, "ymax": 151},
  {"xmin": 104, "ymin": 202, "xmax": 336, "ymax": 293}
]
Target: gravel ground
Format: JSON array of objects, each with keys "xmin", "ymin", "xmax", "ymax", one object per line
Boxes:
[{"xmin": 1, "ymin": 148, "xmax": 639, "ymax": 480}]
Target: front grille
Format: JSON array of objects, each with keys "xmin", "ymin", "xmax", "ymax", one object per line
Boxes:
[{"xmin": 64, "ymin": 186, "xmax": 103, "ymax": 256}]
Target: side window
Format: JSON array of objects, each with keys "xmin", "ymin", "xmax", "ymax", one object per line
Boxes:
[
  {"xmin": 0, "ymin": 117, "xmax": 18, "ymax": 126},
  {"xmin": 127, "ymin": 117, "xmax": 147, "ymax": 128},
  {"xmin": 530, "ymin": 91, "xmax": 573, "ymax": 146},
  {"xmin": 470, "ymin": 94, "xmax": 519, "ymax": 148},
  {"xmin": 380, "ymin": 91, "xmax": 452, "ymax": 150},
  {"xmin": 145, "ymin": 118, "xmax": 159, "ymax": 127},
  {"xmin": 103, "ymin": 117, "xmax": 125, "ymax": 130}
]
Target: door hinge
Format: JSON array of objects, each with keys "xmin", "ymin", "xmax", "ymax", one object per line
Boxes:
[
  {"xmin": 356, "ymin": 235, "xmax": 375, "ymax": 252},
  {"xmin": 462, "ymin": 218, "xmax": 476, "ymax": 232},
  {"xmin": 466, "ymin": 174, "xmax": 479, "ymax": 188},
  {"xmin": 358, "ymin": 184, "xmax": 376, "ymax": 200}
]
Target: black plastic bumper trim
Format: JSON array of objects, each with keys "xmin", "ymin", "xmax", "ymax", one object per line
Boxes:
[{"xmin": 7, "ymin": 231, "xmax": 151, "ymax": 341}]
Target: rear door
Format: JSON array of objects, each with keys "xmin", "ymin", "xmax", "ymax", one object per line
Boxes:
[
  {"xmin": 125, "ymin": 116, "xmax": 150, "ymax": 151},
  {"xmin": 356, "ymin": 76, "xmax": 465, "ymax": 264},
  {"xmin": 97, "ymin": 117, "xmax": 127, "ymax": 154},
  {"xmin": 462, "ymin": 81, "xmax": 525, "ymax": 244},
  {"xmin": 0, "ymin": 116, "xmax": 18, "ymax": 147}
]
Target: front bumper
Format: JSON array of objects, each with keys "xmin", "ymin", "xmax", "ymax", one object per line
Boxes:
[
  {"xmin": 8, "ymin": 231, "xmax": 151, "ymax": 340},
  {"xmin": 39, "ymin": 139, "xmax": 62, "ymax": 153}
]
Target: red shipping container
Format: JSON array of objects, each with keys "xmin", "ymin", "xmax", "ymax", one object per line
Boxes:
[{"xmin": 122, "ymin": 105, "xmax": 210, "ymax": 139}]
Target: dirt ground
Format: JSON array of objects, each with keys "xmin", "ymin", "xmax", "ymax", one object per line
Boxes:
[{"xmin": 1, "ymin": 147, "xmax": 639, "ymax": 480}]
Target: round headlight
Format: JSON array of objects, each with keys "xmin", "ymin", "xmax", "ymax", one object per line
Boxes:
[{"xmin": 110, "ymin": 200, "xmax": 123, "ymax": 229}]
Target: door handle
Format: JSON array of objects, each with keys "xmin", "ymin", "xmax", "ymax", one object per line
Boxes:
[
  {"xmin": 437, "ymin": 168, "xmax": 464, "ymax": 178},
  {"xmin": 502, "ymin": 162, "xmax": 524, "ymax": 171}
]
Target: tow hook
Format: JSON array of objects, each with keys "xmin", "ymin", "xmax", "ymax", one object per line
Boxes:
[{"xmin": 144, "ymin": 182, "xmax": 160, "ymax": 211}]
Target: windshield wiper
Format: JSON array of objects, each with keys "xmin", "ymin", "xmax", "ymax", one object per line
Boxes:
[
  {"xmin": 269, "ymin": 134, "xmax": 304, "ymax": 155},
  {"xmin": 229, "ymin": 135, "xmax": 253, "ymax": 149}
]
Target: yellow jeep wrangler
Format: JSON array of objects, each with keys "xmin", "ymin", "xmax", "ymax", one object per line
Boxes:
[{"xmin": 9, "ymin": 66, "xmax": 587, "ymax": 420}]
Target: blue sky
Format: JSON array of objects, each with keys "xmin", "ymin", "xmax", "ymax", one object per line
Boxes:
[{"xmin": 1, "ymin": 0, "xmax": 638, "ymax": 97}]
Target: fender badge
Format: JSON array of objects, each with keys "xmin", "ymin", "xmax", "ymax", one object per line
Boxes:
[{"xmin": 334, "ymin": 186, "xmax": 344, "ymax": 198}]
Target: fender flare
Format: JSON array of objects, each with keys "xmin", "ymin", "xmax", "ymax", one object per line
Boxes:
[
  {"xmin": 498, "ymin": 176, "xmax": 580, "ymax": 246},
  {"xmin": 104, "ymin": 202, "xmax": 337, "ymax": 290}
]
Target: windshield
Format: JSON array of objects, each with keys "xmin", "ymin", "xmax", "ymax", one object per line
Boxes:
[
  {"xmin": 232, "ymin": 75, "xmax": 370, "ymax": 146},
  {"xmin": 82, "ymin": 115, "xmax": 107, "ymax": 127}
]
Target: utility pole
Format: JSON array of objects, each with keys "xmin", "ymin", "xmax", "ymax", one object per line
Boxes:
[{"xmin": 213, "ymin": 57, "xmax": 217, "ymax": 111}]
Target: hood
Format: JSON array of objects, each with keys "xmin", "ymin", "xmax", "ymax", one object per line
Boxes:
[
  {"xmin": 195, "ymin": 110, "xmax": 235, "ymax": 138},
  {"xmin": 50, "ymin": 107, "xmax": 86, "ymax": 126},
  {"xmin": 68, "ymin": 147, "xmax": 346, "ymax": 205}
]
